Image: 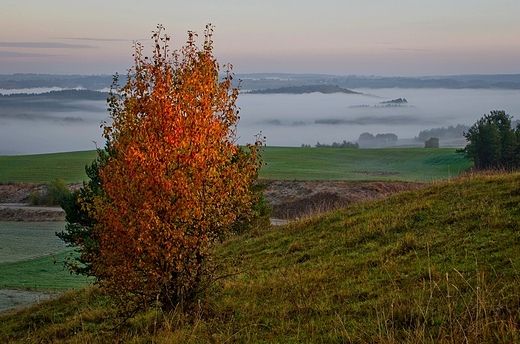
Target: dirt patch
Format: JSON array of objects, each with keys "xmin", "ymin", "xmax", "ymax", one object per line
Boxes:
[
  {"xmin": 0, "ymin": 207, "xmax": 65, "ymax": 221},
  {"xmin": 0, "ymin": 183, "xmax": 82, "ymax": 204},
  {"xmin": 0, "ymin": 183, "xmax": 46, "ymax": 204},
  {"xmin": 0, "ymin": 183, "xmax": 79, "ymax": 221},
  {"xmin": 0, "ymin": 181, "xmax": 425, "ymax": 222},
  {"xmin": 263, "ymin": 180, "xmax": 425, "ymax": 220}
]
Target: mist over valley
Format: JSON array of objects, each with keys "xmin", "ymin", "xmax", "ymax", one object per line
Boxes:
[{"xmin": 1, "ymin": 74, "xmax": 519, "ymax": 154}]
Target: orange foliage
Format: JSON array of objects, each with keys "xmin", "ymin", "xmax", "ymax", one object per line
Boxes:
[{"xmin": 90, "ymin": 24, "xmax": 263, "ymax": 314}]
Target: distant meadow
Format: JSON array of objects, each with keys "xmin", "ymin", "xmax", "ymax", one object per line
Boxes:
[{"xmin": 1, "ymin": 87, "xmax": 519, "ymax": 155}]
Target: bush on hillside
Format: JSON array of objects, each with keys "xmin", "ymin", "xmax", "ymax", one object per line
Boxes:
[
  {"xmin": 457, "ymin": 110, "xmax": 520, "ymax": 169},
  {"xmin": 28, "ymin": 179, "xmax": 70, "ymax": 206}
]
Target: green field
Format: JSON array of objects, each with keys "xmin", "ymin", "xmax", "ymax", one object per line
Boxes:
[
  {"xmin": 0, "ymin": 150, "xmax": 98, "ymax": 183},
  {"xmin": 0, "ymin": 147, "xmax": 472, "ymax": 183},
  {"xmin": 0, "ymin": 222, "xmax": 67, "ymax": 264},
  {"xmin": 261, "ymin": 147, "xmax": 472, "ymax": 181},
  {"xmin": 0, "ymin": 251, "xmax": 90, "ymax": 291},
  {"xmin": 0, "ymin": 222, "xmax": 90, "ymax": 290}
]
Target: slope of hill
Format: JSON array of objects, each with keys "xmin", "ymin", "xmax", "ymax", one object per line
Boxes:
[{"xmin": 1, "ymin": 171, "xmax": 519, "ymax": 342}]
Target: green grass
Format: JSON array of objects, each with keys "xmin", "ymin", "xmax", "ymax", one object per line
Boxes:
[
  {"xmin": 0, "ymin": 222, "xmax": 68, "ymax": 264},
  {"xmin": 0, "ymin": 147, "xmax": 472, "ymax": 183},
  {"xmin": 260, "ymin": 147, "xmax": 472, "ymax": 181},
  {"xmin": 0, "ymin": 150, "xmax": 98, "ymax": 183},
  {"xmin": 0, "ymin": 251, "xmax": 91, "ymax": 291},
  {"xmin": 2, "ymin": 171, "xmax": 519, "ymax": 343},
  {"xmin": 0, "ymin": 221, "xmax": 90, "ymax": 291}
]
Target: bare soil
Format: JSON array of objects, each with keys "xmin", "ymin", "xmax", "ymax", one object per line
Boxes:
[
  {"xmin": 0, "ymin": 181, "xmax": 426, "ymax": 222},
  {"xmin": 0, "ymin": 183, "xmax": 77, "ymax": 221},
  {"xmin": 263, "ymin": 180, "xmax": 425, "ymax": 220}
]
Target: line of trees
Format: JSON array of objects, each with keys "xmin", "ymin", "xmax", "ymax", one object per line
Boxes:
[
  {"xmin": 314, "ymin": 140, "xmax": 359, "ymax": 148},
  {"xmin": 415, "ymin": 124, "xmax": 469, "ymax": 142},
  {"xmin": 358, "ymin": 132, "xmax": 398, "ymax": 148}
]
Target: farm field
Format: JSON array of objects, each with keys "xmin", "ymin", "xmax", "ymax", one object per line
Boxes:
[
  {"xmin": 0, "ymin": 222, "xmax": 67, "ymax": 264},
  {"xmin": 0, "ymin": 150, "xmax": 98, "ymax": 183},
  {"xmin": 0, "ymin": 147, "xmax": 472, "ymax": 183},
  {"xmin": 0, "ymin": 222, "xmax": 90, "ymax": 291},
  {"xmin": 0, "ymin": 221, "xmax": 91, "ymax": 313},
  {"xmin": 261, "ymin": 147, "xmax": 472, "ymax": 181}
]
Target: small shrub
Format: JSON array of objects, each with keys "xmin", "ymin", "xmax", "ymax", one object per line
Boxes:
[
  {"xmin": 46, "ymin": 179, "xmax": 70, "ymax": 206},
  {"xmin": 28, "ymin": 189, "xmax": 49, "ymax": 206},
  {"xmin": 28, "ymin": 179, "xmax": 70, "ymax": 206}
]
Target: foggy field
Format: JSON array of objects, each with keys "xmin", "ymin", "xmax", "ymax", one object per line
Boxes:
[
  {"xmin": 235, "ymin": 88, "xmax": 520, "ymax": 147},
  {"xmin": 1, "ymin": 87, "xmax": 519, "ymax": 154}
]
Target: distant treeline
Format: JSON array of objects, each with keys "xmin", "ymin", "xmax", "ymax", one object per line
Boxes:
[
  {"xmin": 0, "ymin": 89, "xmax": 109, "ymax": 100},
  {"xmin": 0, "ymin": 74, "xmax": 113, "ymax": 90},
  {"xmin": 310, "ymin": 140, "xmax": 359, "ymax": 148},
  {"xmin": 381, "ymin": 98, "xmax": 407, "ymax": 104},
  {"xmin": 414, "ymin": 124, "xmax": 469, "ymax": 142},
  {"xmin": 247, "ymin": 85, "xmax": 361, "ymax": 95},
  {"xmin": 358, "ymin": 132, "xmax": 398, "ymax": 148},
  {"xmin": 2, "ymin": 73, "xmax": 520, "ymax": 91},
  {"xmin": 237, "ymin": 73, "xmax": 520, "ymax": 91}
]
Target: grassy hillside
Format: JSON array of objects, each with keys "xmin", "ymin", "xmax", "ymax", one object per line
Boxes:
[
  {"xmin": 0, "ymin": 147, "xmax": 472, "ymax": 183},
  {"xmin": 1, "ymin": 171, "xmax": 519, "ymax": 343},
  {"xmin": 0, "ymin": 251, "xmax": 90, "ymax": 291}
]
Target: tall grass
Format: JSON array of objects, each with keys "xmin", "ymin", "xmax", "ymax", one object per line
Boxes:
[{"xmin": 1, "ymin": 170, "xmax": 519, "ymax": 342}]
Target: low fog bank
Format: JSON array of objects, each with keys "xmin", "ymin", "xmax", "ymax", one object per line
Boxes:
[
  {"xmin": 235, "ymin": 88, "xmax": 520, "ymax": 148},
  {"xmin": 0, "ymin": 88, "xmax": 519, "ymax": 155}
]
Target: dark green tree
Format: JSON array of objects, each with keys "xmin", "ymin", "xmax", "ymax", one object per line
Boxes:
[
  {"xmin": 56, "ymin": 147, "xmax": 108, "ymax": 275},
  {"xmin": 457, "ymin": 110, "xmax": 519, "ymax": 170}
]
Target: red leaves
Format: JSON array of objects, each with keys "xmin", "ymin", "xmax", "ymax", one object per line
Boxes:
[{"xmin": 89, "ymin": 25, "xmax": 263, "ymax": 314}]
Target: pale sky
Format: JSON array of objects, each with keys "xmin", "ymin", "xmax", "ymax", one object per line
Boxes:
[{"xmin": 0, "ymin": 0, "xmax": 519, "ymax": 76}]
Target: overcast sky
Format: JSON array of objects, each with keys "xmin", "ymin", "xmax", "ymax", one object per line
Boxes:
[{"xmin": 0, "ymin": 0, "xmax": 519, "ymax": 76}]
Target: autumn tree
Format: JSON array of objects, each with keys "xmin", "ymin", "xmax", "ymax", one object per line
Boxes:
[{"xmin": 85, "ymin": 24, "xmax": 263, "ymax": 315}]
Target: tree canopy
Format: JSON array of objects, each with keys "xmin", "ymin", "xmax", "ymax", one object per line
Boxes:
[
  {"xmin": 457, "ymin": 110, "xmax": 520, "ymax": 170},
  {"xmin": 58, "ymin": 24, "xmax": 264, "ymax": 316}
]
